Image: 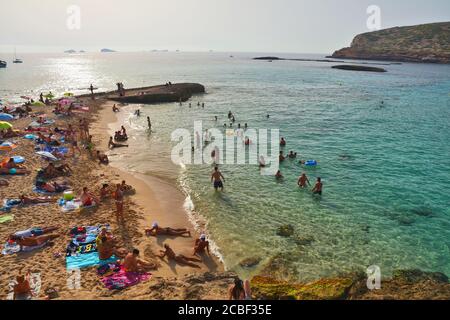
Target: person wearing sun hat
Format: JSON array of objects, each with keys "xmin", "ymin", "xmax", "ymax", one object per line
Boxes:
[{"xmin": 193, "ymin": 234, "xmax": 210, "ymax": 256}]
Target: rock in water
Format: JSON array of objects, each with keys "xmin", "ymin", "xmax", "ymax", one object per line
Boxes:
[
  {"xmin": 332, "ymin": 65, "xmax": 387, "ymax": 72},
  {"xmin": 239, "ymin": 257, "xmax": 261, "ymax": 268},
  {"xmin": 277, "ymin": 224, "xmax": 295, "ymax": 237}
]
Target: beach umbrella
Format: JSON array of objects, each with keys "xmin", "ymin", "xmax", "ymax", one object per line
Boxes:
[
  {"xmin": 0, "ymin": 142, "xmax": 17, "ymax": 152},
  {"xmin": 0, "ymin": 121, "xmax": 13, "ymax": 129},
  {"xmin": 35, "ymin": 151, "xmax": 59, "ymax": 161},
  {"xmin": 0, "ymin": 113, "xmax": 14, "ymax": 121},
  {"xmin": 64, "ymin": 92, "xmax": 74, "ymax": 97}
]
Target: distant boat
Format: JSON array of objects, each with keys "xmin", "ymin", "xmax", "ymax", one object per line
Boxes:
[
  {"xmin": 13, "ymin": 48, "xmax": 23, "ymax": 63},
  {"xmin": 0, "ymin": 60, "xmax": 6, "ymax": 68}
]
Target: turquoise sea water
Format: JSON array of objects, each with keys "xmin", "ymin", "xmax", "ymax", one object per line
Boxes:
[{"xmin": 1, "ymin": 52, "xmax": 449, "ymax": 281}]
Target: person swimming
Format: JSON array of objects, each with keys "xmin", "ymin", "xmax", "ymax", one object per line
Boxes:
[
  {"xmin": 279, "ymin": 151, "xmax": 285, "ymax": 162},
  {"xmin": 275, "ymin": 170, "xmax": 283, "ymax": 179},
  {"xmin": 280, "ymin": 137, "xmax": 286, "ymax": 146}
]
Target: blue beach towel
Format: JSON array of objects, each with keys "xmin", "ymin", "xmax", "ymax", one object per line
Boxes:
[{"xmin": 66, "ymin": 252, "xmax": 117, "ymax": 270}]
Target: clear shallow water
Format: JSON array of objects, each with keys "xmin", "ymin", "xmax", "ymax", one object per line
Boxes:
[{"xmin": 1, "ymin": 52, "xmax": 449, "ymax": 281}]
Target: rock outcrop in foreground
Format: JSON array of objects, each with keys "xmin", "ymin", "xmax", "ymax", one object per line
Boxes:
[
  {"xmin": 331, "ymin": 22, "xmax": 450, "ymax": 64},
  {"xmin": 251, "ymin": 269, "xmax": 450, "ymax": 300}
]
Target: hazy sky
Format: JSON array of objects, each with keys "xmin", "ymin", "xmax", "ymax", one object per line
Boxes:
[{"xmin": 1, "ymin": 0, "xmax": 449, "ymax": 53}]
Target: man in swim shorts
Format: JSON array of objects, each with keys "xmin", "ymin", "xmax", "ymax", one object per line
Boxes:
[
  {"xmin": 211, "ymin": 166, "xmax": 225, "ymax": 191},
  {"xmin": 312, "ymin": 177, "xmax": 323, "ymax": 195},
  {"xmin": 298, "ymin": 173, "xmax": 311, "ymax": 188},
  {"xmin": 123, "ymin": 249, "xmax": 156, "ymax": 272}
]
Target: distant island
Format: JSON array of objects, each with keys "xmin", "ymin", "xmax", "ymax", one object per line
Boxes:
[
  {"xmin": 101, "ymin": 48, "xmax": 116, "ymax": 53},
  {"xmin": 64, "ymin": 49, "xmax": 77, "ymax": 54},
  {"xmin": 330, "ymin": 22, "xmax": 450, "ymax": 64}
]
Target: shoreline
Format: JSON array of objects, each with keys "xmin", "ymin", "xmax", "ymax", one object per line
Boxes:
[{"xmin": 90, "ymin": 99, "xmax": 223, "ymax": 278}]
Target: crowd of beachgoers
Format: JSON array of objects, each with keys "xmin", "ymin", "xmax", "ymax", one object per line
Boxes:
[{"xmin": 0, "ymin": 86, "xmax": 250, "ymax": 300}]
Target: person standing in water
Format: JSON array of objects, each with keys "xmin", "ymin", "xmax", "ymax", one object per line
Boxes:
[
  {"xmin": 89, "ymin": 84, "xmax": 94, "ymax": 95},
  {"xmin": 211, "ymin": 166, "xmax": 225, "ymax": 191},
  {"xmin": 312, "ymin": 177, "xmax": 323, "ymax": 195},
  {"xmin": 298, "ymin": 173, "xmax": 310, "ymax": 188},
  {"xmin": 147, "ymin": 116, "xmax": 152, "ymax": 131}
]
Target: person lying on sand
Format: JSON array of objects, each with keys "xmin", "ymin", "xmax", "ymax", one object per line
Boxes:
[
  {"xmin": 10, "ymin": 234, "xmax": 59, "ymax": 250},
  {"xmin": 0, "ymin": 167, "xmax": 31, "ymax": 175},
  {"xmin": 1, "ymin": 158, "xmax": 24, "ymax": 170},
  {"xmin": 41, "ymin": 163, "xmax": 71, "ymax": 178},
  {"xmin": 158, "ymin": 244, "xmax": 202, "ymax": 268},
  {"xmin": 108, "ymin": 137, "xmax": 128, "ymax": 149},
  {"xmin": 193, "ymin": 234, "xmax": 210, "ymax": 256},
  {"xmin": 145, "ymin": 222, "xmax": 191, "ymax": 237},
  {"xmin": 20, "ymin": 195, "xmax": 55, "ymax": 205},
  {"xmin": 96, "ymin": 230, "xmax": 127, "ymax": 260},
  {"xmin": 96, "ymin": 151, "xmax": 109, "ymax": 165},
  {"xmin": 79, "ymin": 187, "xmax": 99, "ymax": 206},
  {"xmin": 14, "ymin": 273, "xmax": 33, "ymax": 300},
  {"xmin": 0, "ymin": 128, "xmax": 21, "ymax": 139},
  {"xmin": 8, "ymin": 227, "xmax": 59, "ymax": 251},
  {"xmin": 35, "ymin": 180, "xmax": 69, "ymax": 193},
  {"xmin": 123, "ymin": 249, "xmax": 156, "ymax": 272},
  {"xmin": 112, "ymin": 104, "xmax": 119, "ymax": 112}
]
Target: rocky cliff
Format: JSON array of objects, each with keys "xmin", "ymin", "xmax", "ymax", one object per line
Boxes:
[{"xmin": 331, "ymin": 22, "xmax": 450, "ymax": 64}]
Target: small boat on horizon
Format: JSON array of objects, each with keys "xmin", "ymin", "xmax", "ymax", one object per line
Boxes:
[
  {"xmin": 0, "ymin": 60, "xmax": 7, "ymax": 68},
  {"xmin": 13, "ymin": 48, "xmax": 23, "ymax": 63}
]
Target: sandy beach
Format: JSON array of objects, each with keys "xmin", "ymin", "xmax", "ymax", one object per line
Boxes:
[{"xmin": 0, "ymin": 90, "xmax": 223, "ymax": 300}]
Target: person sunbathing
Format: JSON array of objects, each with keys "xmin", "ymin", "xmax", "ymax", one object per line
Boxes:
[
  {"xmin": 0, "ymin": 167, "xmax": 30, "ymax": 175},
  {"xmin": 20, "ymin": 195, "xmax": 54, "ymax": 205},
  {"xmin": 13, "ymin": 273, "xmax": 33, "ymax": 300},
  {"xmin": 123, "ymin": 249, "xmax": 156, "ymax": 272},
  {"xmin": 145, "ymin": 222, "xmax": 191, "ymax": 237},
  {"xmin": 35, "ymin": 180, "xmax": 69, "ymax": 193},
  {"xmin": 42, "ymin": 163, "xmax": 71, "ymax": 178},
  {"xmin": 79, "ymin": 187, "xmax": 99, "ymax": 206},
  {"xmin": 3, "ymin": 128, "xmax": 20, "ymax": 138},
  {"xmin": 158, "ymin": 244, "xmax": 202, "ymax": 268},
  {"xmin": 96, "ymin": 151, "xmax": 109, "ymax": 165},
  {"xmin": 1, "ymin": 158, "xmax": 22, "ymax": 170},
  {"xmin": 193, "ymin": 234, "xmax": 210, "ymax": 256},
  {"xmin": 9, "ymin": 232, "xmax": 59, "ymax": 251}
]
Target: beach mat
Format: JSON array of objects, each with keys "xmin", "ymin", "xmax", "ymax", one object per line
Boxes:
[
  {"xmin": 66, "ymin": 224, "xmax": 113, "ymax": 269},
  {"xmin": 2, "ymin": 240, "xmax": 48, "ymax": 255},
  {"xmin": 66, "ymin": 252, "xmax": 117, "ymax": 270},
  {"xmin": 101, "ymin": 266, "xmax": 151, "ymax": 290},
  {"xmin": 0, "ymin": 214, "xmax": 14, "ymax": 224}
]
